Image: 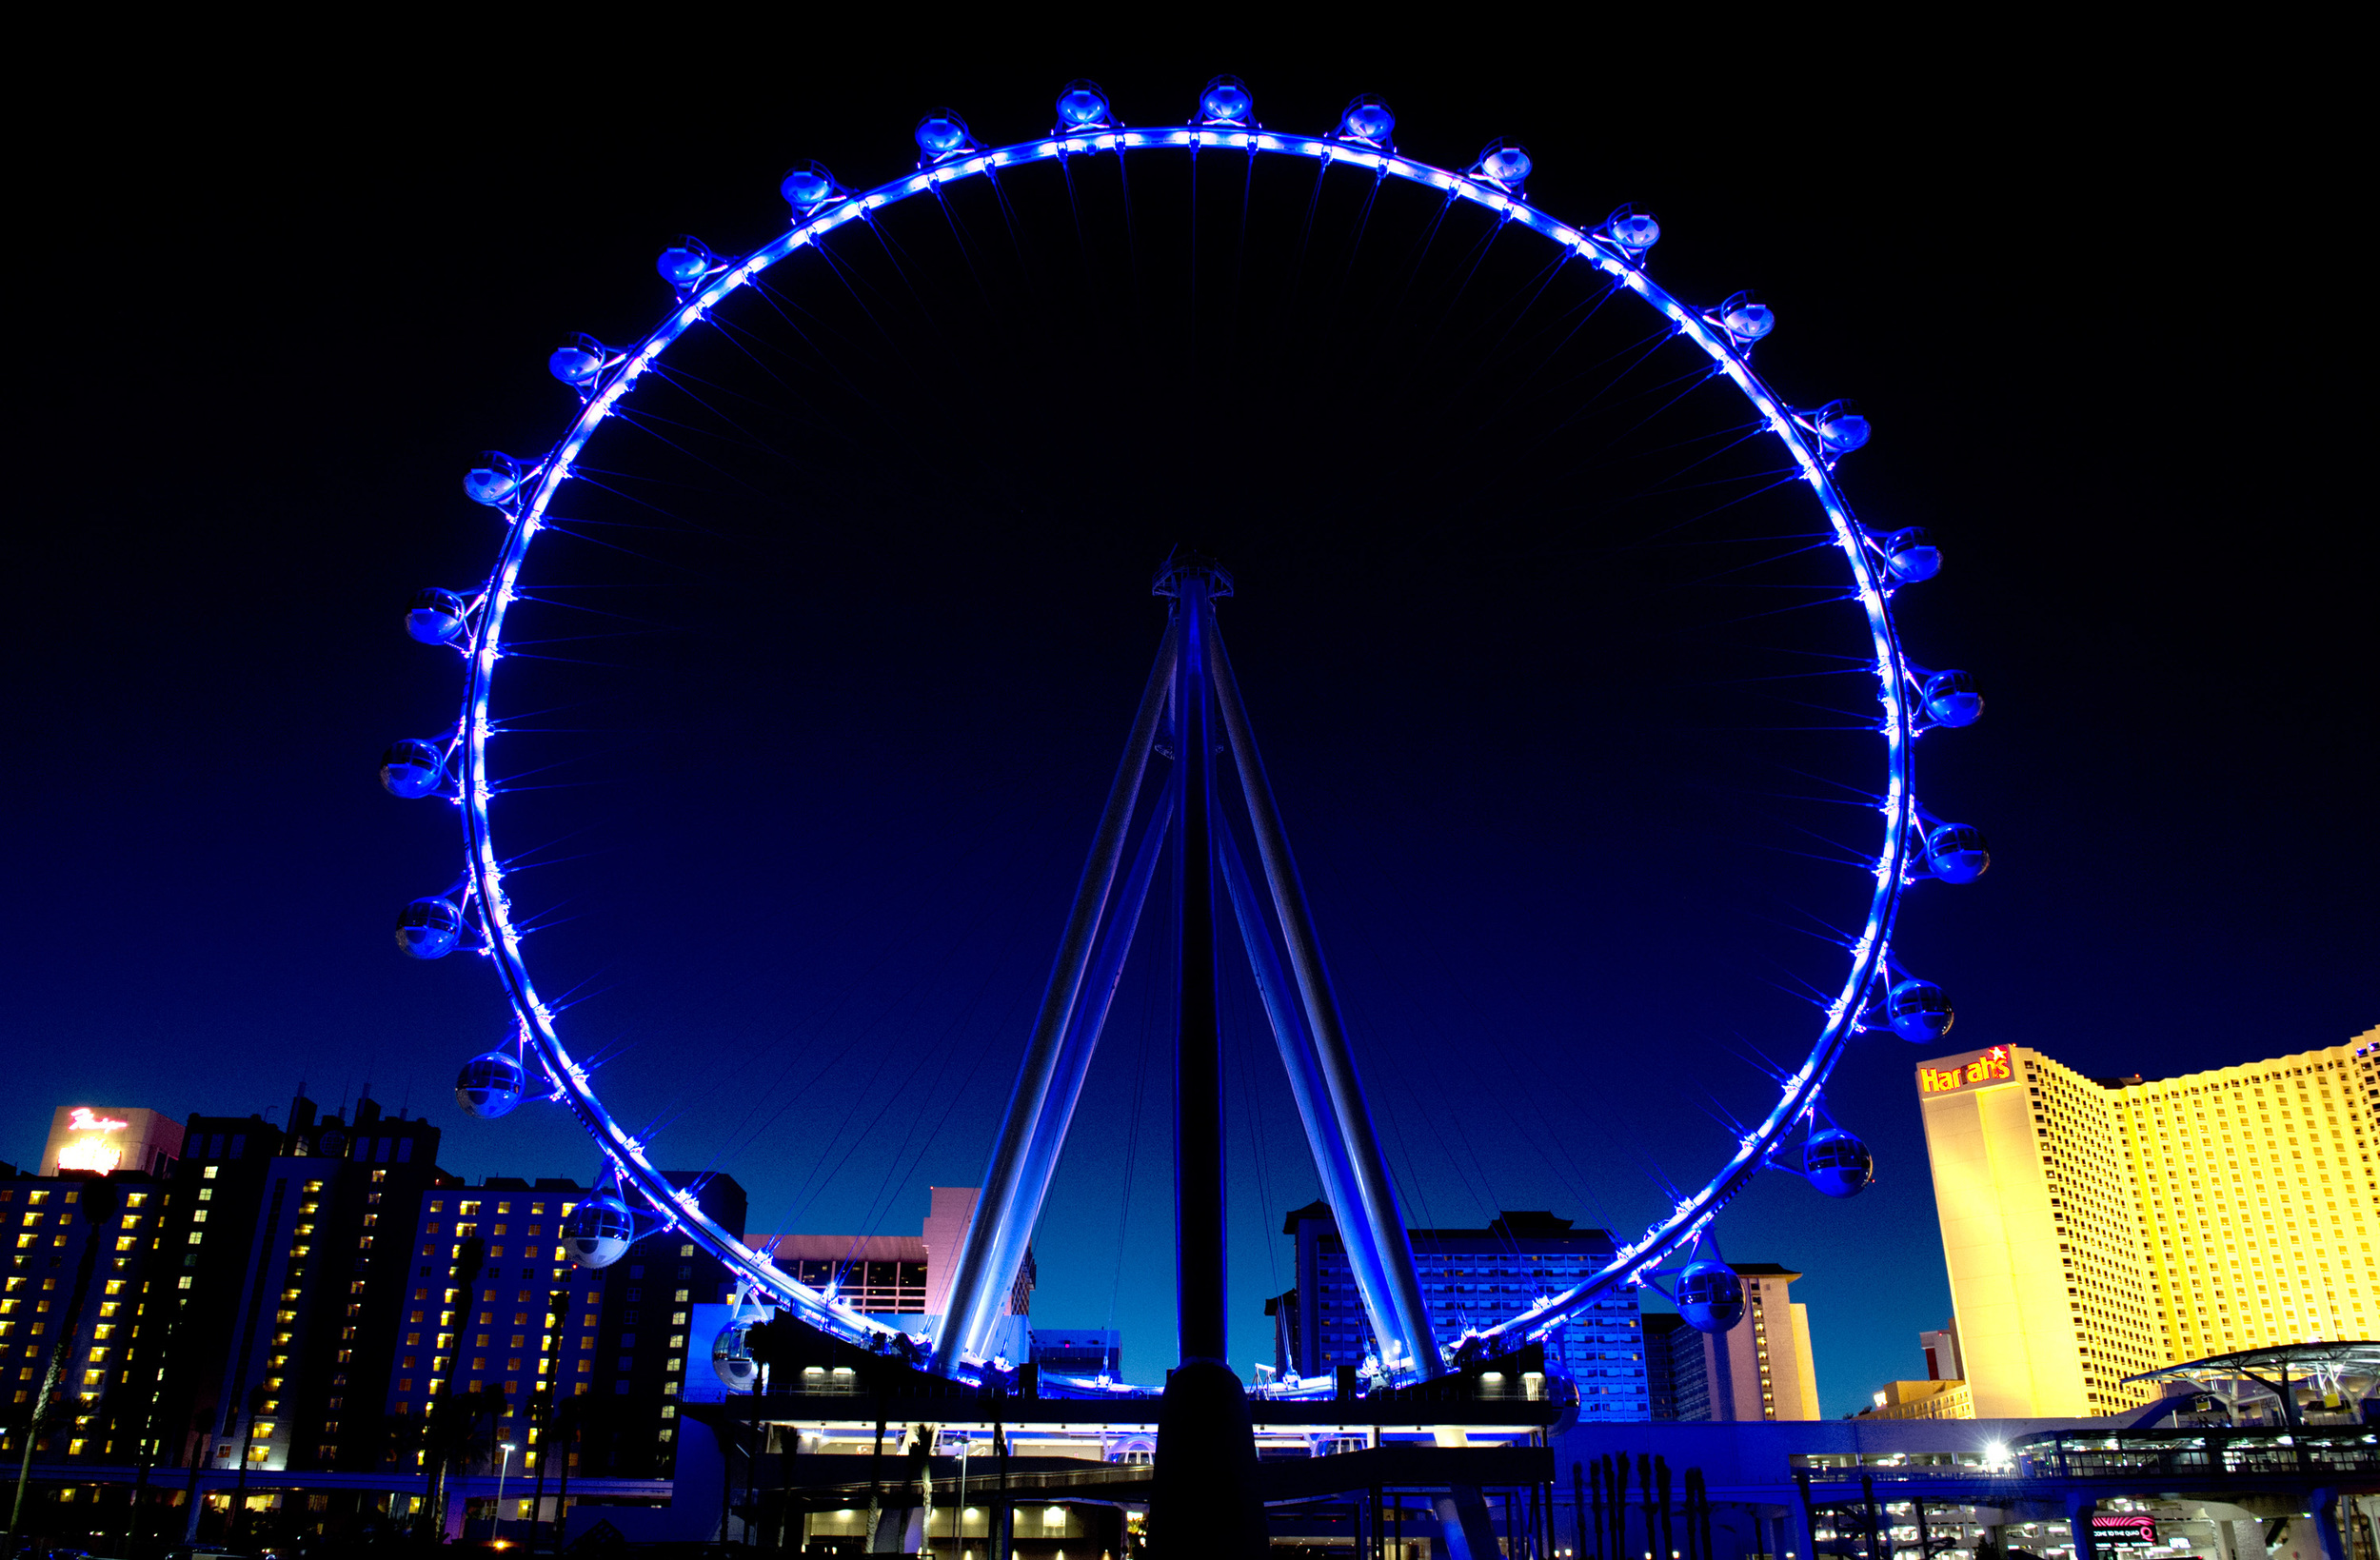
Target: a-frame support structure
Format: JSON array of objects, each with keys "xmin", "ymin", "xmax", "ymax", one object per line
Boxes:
[{"xmin": 930, "ymin": 553, "xmax": 1442, "ymax": 1385}]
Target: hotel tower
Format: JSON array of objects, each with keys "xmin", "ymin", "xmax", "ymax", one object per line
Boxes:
[{"xmin": 1915, "ymin": 1030, "xmax": 2379, "ymax": 1418}]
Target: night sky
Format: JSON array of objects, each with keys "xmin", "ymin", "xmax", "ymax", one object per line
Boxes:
[{"xmin": 12, "ymin": 34, "xmax": 2365, "ymax": 1413}]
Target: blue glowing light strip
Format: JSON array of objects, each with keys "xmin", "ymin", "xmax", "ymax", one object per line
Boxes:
[{"xmin": 454, "ymin": 124, "xmax": 1919, "ymax": 1374}]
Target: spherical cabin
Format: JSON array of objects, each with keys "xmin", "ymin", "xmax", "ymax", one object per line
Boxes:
[
  {"xmin": 463, "ymin": 460, "xmax": 521, "ymax": 508},
  {"xmin": 914, "ymin": 112, "xmax": 971, "ymax": 159},
  {"xmin": 1199, "ymin": 77, "xmax": 1253, "ymax": 126},
  {"xmin": 1676, "ymin": 1260, "xmax": 1744, "ymax": 1333},
  {"xmin": 1607, "ymin": 209, "xmax": 1661, "ymax": 254},
  {"xmin": 1813, "ymin": 401, "xmax": 1872, "ymax": 455},
  {"xmin": 656, "ymin": 245, "xmax": 710, "ymax": 289},
  {"xmin": 1803, "ymin": 1128, "xmax": 1874, "ymax": 1198},
  {"xmin": 1922, "ymin": 668, "xmax": 1984, "ymax": 727},
  {"xmin": 1887, "ymin": 978, "xmax": 1955, "ymax": 1042},
  {"xmin": 712, "ymin": 1322, "xmax": 760, "ymax": 1392},
  {"xmin": 394, "ymin": 897, "xmax": 463, "ymax": 960},
  {"xmin": 781, "ymin": 167, "xmax": 835, "ymax": 211},
  {"xmin": 379, "ymin": 740, "xmax": 446, "ymax": 799},
  {"xmin": 1055, "ymin": 82, "xmax": 1109, "ymax": 130},
  {"xmin": 406, "ymin": 588, "xmax": 468, "ymax": 645},
  {"xmin": 1879, "ymin": 527, "xmax": 1942, "ymax": 583},
  {"xmin": 454, "ymin": 1050, "xmax": 529, "ymax": 1119},
  {"xmin": 548, "ymin": 341, "xmax": 605, "ymax": 387},
  {"xmin": 1476, "ymin": 142, "xmax": 1531, "ymax": 190},
  {"xmin": 1340, "ymin": 95, "xmax": 1395, "ymax": 146},
  {"xmin": 562, "ymin": 1195, "xmax": 635, "ymax": 1270},
  {"xmin": 1719, "ymin": 293, "xmax": 1775, "ymax": 344},
  {"xmin": 1926, "ymin": 823, "xmax": 1992, "ymax": 883}
]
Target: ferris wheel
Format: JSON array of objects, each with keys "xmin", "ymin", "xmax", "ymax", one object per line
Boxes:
[{"xmin": 381, "ymin": 77, "xmax": 1989, "ymax": 1392}]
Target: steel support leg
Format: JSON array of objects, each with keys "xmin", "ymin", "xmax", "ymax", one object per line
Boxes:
[
  {"xmin": 931, "ymin": 622, "xmax": 1180, "ymax": 1376},
  {"xmin": 1208, "ymin": 613, "xmax": 1441, "ymax": 1379},
  {"xmin": 1001, "ymin": 766, "xmax": 1176, "ymax": 1302},
  {"xmin": 1175, "ymin": 578, "xmax": 1226, "ymax": 1364}
]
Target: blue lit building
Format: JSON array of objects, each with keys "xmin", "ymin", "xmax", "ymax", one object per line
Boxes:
[
  {"xmin": 1644, "ymin": 1312, "xmax": 1713, "ymax": 1420},
  {"xmin": 1274, "ymin": 1203, "xmax": 1650, "ymax": 1417}
]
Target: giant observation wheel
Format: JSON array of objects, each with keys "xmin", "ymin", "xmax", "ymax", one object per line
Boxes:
[{"xmin": 382, "ymin": 78, "xmax": 1989, "ymax": 1392}]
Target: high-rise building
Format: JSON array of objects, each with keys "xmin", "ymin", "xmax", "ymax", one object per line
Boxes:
[
  {"xmin": 1, "ymin": 1171, "xmax": 177, "ymax": 1464},
  {"xmin": 3, "ymin": 1091, "xmax": 446, "ymax": 1491},
  {"xmin": 1699, "ymin": 1264, "xmax": 1822, "ymax": 1421},
  {"xmin": 7, "ymin": 1089, "xmax": 778, "ymax": 1529},
  {"xmin": 1629, "ymin": 1268, "xmax": 1820, "ymax": 1422},
  {"xmin": 1276, "ymin": 1204, "xmax": 1649, "ymax": 1417},
  {"xmin": 1918, "ymin": 1319, "xmax": 1962, "ymax": 1382},
  {"xmin": 176, "ymin": 1093, "xmax": 446, "ymax": 1475},
  {"xmin": 1642, "ymin": 1313, "xmax": 1709, "ymax": 1420},
  {"xmin": 387, "ymin": 1170, "xmax": 749, "ymax": 1480},
  {"xmin": 1916, "ymin": 1031, "xmax": 2380, "ymax": 1419}
]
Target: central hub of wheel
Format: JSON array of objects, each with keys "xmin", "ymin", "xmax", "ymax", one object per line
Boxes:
[{"xmin": 1152, "ymin": 545, "xmax": 1235, "ymax": 599}]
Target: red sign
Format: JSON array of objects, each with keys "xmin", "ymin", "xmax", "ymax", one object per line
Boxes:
[
  {"xmin": 2091, "ymin": 1514, "xmax": 2157, "ymax": 1548},
  {"xmin": 1915, "ymin": 1046, "xmax": 2013, "ymax": 1096}
]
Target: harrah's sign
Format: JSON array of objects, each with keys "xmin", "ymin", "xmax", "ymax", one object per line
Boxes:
[{"xmin": 1916, "ymin": 1046, "xmax": 2014, "ymax": 1096}]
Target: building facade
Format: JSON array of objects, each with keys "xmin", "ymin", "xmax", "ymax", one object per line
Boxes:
[
  {"xmin": 758, "ymin": 1185, "xmax": 1035, "ymax": 1353},
  {"xmin": 40, "ymin": 1105, "xmax": 184, "ymax": 1178},
  {"xmin": 3, "ymin": 1091, "xmax": 446, "ymax": 1495},
  {"xmin": 386, "ymin": 1170, "xmax": 749, "ymax": 1482},
  {"xmin": 1861, "ymin": 1379, "xmax": 1973, "ymax": 1420},
  {"xmin": 1918, "ymin": 1321, "xmax": 1961, "ymax": 1383},
  {"xmin": 1699, "ymin": 1264, "xmax": 1821, "ymax": 1422},
  {"xmin": 1277, "ymin": 1204, "xmax": 1650, "ymax": 1418},
  {"xmin": 1030, "ymin": 1328, "xmax": 1123, "ymax": 1378},
  {"xmin": 1917, "ymin": 1031, "xmax": 2380, "ymax": 1418},
  {"xmin": 5, "ymin": 1088, "xmax": 762, "ymax": 1519},
  {"xmin": 1643, "ymin": 1313, "xmax": 1710, "ymax": 1421}
]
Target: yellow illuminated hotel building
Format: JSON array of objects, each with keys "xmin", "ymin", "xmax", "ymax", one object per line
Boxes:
[{"xmin": 1915, "ymin": 1029, "xmax": 2379, "ymax": 1418}]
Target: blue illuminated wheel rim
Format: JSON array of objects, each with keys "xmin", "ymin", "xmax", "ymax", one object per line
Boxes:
[{"xmin": 412, "ymin": 101, "xmax": 1961, "ymax": 1375}]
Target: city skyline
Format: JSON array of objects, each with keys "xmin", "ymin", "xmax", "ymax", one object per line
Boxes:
[
  {"xmin": 10, "ymin": 47, "xmax": 2367, "ymax": 1421},
  {"xmin": 12, "ymin": 1017, "xmax": 2376, "ymax": 1424}
]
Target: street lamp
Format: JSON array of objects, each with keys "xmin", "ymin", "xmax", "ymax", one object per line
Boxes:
[{"xmin": 493, "ymin": 1441, "xmax": 518, "ymax": 1543}]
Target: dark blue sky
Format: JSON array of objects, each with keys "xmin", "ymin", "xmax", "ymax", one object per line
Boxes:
[{"xmin": 10, "ymin": 36, "xmax": 2365, "ymax": 1412}]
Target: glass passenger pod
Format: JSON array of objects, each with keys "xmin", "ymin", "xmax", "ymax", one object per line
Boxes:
[
  {"xmin": 780, "ymin": 164, "xmax": 842, "ymax": 216},
  {"xmin": 1886, "ymin": 978, "xmax": 1955, "ymax": 1042},
  {"xmin": 405, "ymin": 588, "xmax": 468, "ymax": 644},
  {"xmin": 711, "ymin": 1318, "xmax": 759, "ymax": 1392},
  {"xmin": 1471, "ymin": 140, "xmax": 1532, "ymax": 195},
  {"xmin": 379, "ymin": 740, "xmax": 447, "ymax": 799},
  {"xmin": 1337, "ymin": 95, "xmax": 1395, "ymax": 148},
  {"xmin": 1197, "ymin": 76, "xmax": 1254, "ymax": 128},
  {"xmin": 394, "ymin": 897, "xmax": 464, "ymax": 960},
  {"xmin": 462, "ymin": 453, "xmax": 527, "ymax": 508},
  {"xmin": 1807, "ymin": 399, "xmax": 1872, "ymax": 456},
  {"xmin": 1676, "ymin": 1261, "xmax": 1744, "ymax": 1333},
  {"xmin": 710, "ymin": 1296, "xmax": 776, "ymax": 1392},
  {"xmin": 1054, "ymin": 81, "xmax": 1111, "ymax": 133},
  {"xmin": 547, "ymin": 334, "xmax": 609, "ymax": 390},
  {"xmin": 1602, "ymin": 205, "xmax": 1661, "ymax": 257},
  {"xmin": 913, "ymin": 110, "xmax": 978, "ymax": 166},
  {"xmin": 1716, "ymin": 291, "xmax": 1776, "ymax": 346},
  {"xmin": 1877, "ymin": 527, "xmax": 1943, "ymax": 583},
  {"xmin": 1921, "ymin": 668, "xmax": 1983, "ymax": 726},
  {"xmin": 454, "ymin": 1050, "xmax": 529, "ymax": 1119},
  {"xmin": 655, "ymin": 238, "xmax": 721, "ymax": 297},
  {"xmin": 1925, "ymin": 823, "xmax": 1991, "ymax": 883},
  {"xmin": 561, "ymin": 1195, "xmax": 634, "ymax": 1269},
  {"xmin": 1802, "ymin": 1128, "xmax": 1874, "ymax": 1198}
]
